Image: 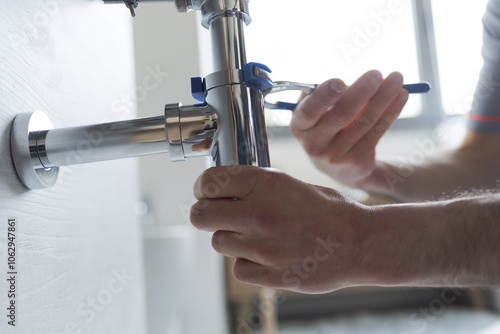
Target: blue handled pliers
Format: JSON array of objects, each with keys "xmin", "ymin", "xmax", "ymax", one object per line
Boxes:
[{"xmin": 263, "ymin": 81, "xmax": 431, "ymax": 111}]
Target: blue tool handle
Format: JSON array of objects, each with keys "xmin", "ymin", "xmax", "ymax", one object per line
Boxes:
[
  {"xmin": 268, "ymin": 82, "xmax": 431, "ymax": 111},
  {"xmin": 402, "ymin": 82, "xmax": 431, "ymax": 94}
]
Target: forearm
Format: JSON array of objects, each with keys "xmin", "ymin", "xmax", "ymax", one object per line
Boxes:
[
  {"xmin": 357, "ymin": 193, "xmax": 500, "ymax": 287},
  {"xmin": 357, "ymin": 132, "xmax": 500, "ymax": 202},
  {"xmin": 357, "ymin": 157, "xmax": 469, "ymax": 202}
]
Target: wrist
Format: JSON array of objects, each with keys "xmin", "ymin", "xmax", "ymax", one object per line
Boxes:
[
  {"xmin": 354, "ymin": 201, "xmax": 450, "ymax": 287},
  {"xmin": 355, "ymin": 196, "xmax": 500, "ymax": 287},
  {"xmin": 352, "ymin": 161, "xmax": 407, "ymax": 200}
]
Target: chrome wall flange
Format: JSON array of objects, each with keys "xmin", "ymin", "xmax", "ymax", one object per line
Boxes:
[{"xmin": 10, "ymin": 111, "xmax": 59, "ymax": 189}]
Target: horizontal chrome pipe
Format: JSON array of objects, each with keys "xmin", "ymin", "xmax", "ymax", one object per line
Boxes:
[
  {"xmin": 11, "ymin": 105, "xmax": 218, "ymax": 189},
  {"xmin": 38, "ymin": 116, "xmax": 168, "ymax": 168}
]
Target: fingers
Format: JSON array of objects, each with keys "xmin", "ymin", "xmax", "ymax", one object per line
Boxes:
[
  {"xmin": 323, "ymin": 72, "xmax": 405, "ymax": 158},
  {"xmin": 232, "ymin": 258, "xmax": 280, "ymax": 288},
  {"xmin": 211, "ymin": 231, "xmax": 252, "ymax": 259},
  {"xmin": 193, "ymin": 165, "xmax": 282, "ymax": 200},
  {"xmin": 193, "ymin": 165, "xmax": 257, "ymax": 200},
  {"xmin": 353, "ymin": 89, "xmax": 409, "ymax": 154},
  {"xmin": 190, "ymin": 198, "xmax": 249, "ymax": 233},
  {"xmin": 294, "ymin": 70, "xmax": 384, "ymax": 157},
  {"xmin": 192, "ymin": 166, "xmax": 289, "ymax": 233},
  {"xmin": 290, "ymin": 78, "xmax": 346, "ymax": 133},
  {"xmin": 211, "ymin": 231, "xmax": 284, "ymax": 267},
  {"xmin": 312, "ymin": 70, "xmax": 384, "ymax": 141}
]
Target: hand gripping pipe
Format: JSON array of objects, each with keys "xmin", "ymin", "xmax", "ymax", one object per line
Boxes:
[{"xmin": 10, "ymin": 0, "xmax": 272, "ymax": 189}]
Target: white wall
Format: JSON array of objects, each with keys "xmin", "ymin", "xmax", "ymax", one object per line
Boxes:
[
  {"xmin": 132, "ymin": 4, "xmax": 228, "ymax": 334},
  {"xmin": 0, "ymin": 1, "xmax": 146, "ymax": 333},
  {"xmin": 133, "ymin": 4, "xmax": 206, "ymax": 228}
]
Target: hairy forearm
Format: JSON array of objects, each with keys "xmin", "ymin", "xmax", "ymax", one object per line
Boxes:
[
  {"xmin": 357, "ymin": 132, "xmax": 500, "ymax": 202},
  {"xmin": 358, "ymin": 193, "xmax": 500, "ymax": 287},
  {"xmin": 358, "ymin": 157, "xmax": 472, "ymax": 202}
]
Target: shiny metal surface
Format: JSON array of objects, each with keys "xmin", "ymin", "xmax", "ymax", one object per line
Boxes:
[
  {"xmin": 10, "ymin": 111, "xmax": 59, "ymax": 189},
  {"xmin": 265, "ymin": 81, "xmax": 317, "ymax": 96},
  {"xmin": 165, "ymin": 103, "xmax": 218, "ymax": 161},
  {"xmin": 175, "ymin": 0, "xmax": 206, "ymax": 12},
  {"xmin": 206, "ymin": 84, "xmax": 270, "ymax": 166},
  {"xmin": 104, "ymin": 0, "xmax": 270, "ymax": 167},
  {"xmin": 263, "ymin": 81, "xmax": 317, "ymax": 110},
  {"xmin": 205, "ymin": 2, "xmax": 271, "ymax": 167},
  {"xmin": 210, "ymin": 15, "xmax": 247, "ymax": 72},
  {"xmin": 42, "ymin": 116, "xmax": 168, "ymax": 167},
  {"xmin": 10, "ymin": 105, "xmax": 219, "ymax": 188},
  {"xmin": 200, "ymin": 0, "xmax": 250, "ymax": 28},
  {"xmin": 103, "ymin": 0, "xmax": 207, "ymax": 14},
  {"xmin": 204, "ymin": 69, "xmax": 245, "ymax": 91},
  {"xmin": 11, "ymin": 0, "xmax": 269, "ymax": 189},
  {"xmin": 247, "ymin": 86, "xmax": 271, "ymax": 167},
  {"xmin": 165, "ymin": 104, "xmax": 184, "ymax": 161}
]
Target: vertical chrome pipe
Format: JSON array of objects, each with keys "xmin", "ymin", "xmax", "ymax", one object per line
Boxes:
[
  {"xmin": 39, "ymin": 116, "xmax": 168, "ymax": 167},
  {"xmin": 205, "ymin": 6, "xmax": 271, "ymax": 167},
  {"xmin": 210, "ymin": 16, "xmax": 247, "ymax": 72}
]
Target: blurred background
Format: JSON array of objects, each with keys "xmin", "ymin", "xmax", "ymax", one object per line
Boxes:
[{"xmin": 132, "ymin": 1, "xmax": 500, "ymax": 333}]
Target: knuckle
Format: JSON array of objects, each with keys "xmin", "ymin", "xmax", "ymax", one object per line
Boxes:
[
  {"xmin": 304, "ymin": 141, "xmax": 322, "ymax": 157},
  {"xmin": 189, "ymin": 200, "xmax": 207, "ymax": 228},
  {"xmin": 386, "ymin": 104, "xmax": 403, "ymax": 118},
  {"xmin": 232, "ymin": 262, "xmax": 246, "ymax": 283},
  {"xmin": 353, "ymin": 114, "xmax": 376, "ymax": 131},
  {"xmin": 372, "ymin": 120, "xmax": 388, "ymax": 135},
  {"xmin": 252, "ymin": 209, "xmax": 275, "ymax": 234},
  {"xmin": 255, "ymin": 168, "xmax": 283, "ymax": 191},
  {"xmin": 310, "ymin": 90, "xmax": 332, "ymax": 109},
  {"xmin": 195, "ymin": 171, "xmax": 211, "ymax": 198},
  {"xmin": 301, "ymin": 133, "xmax": 329, "ymax": 157},
  {"xmin": 254, "ymin": 243, "xmax": 278, "ymax": 266},
  {"xmin": 289, "ymin": 121, "xmax": 304, "ymax": 138},
  {"xmin": 211, "ymin": 231, "xmax": 223, "ymax": 253},
  {"xmin": 325, "ymin": 109, "xmax": 350, "ymax": 127}
]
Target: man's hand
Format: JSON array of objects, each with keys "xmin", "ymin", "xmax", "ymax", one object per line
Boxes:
[
  {"xmin": 190, "ymin": 166, "xmax": 500, "ymax": 292},
  {"xmin": 190, "ymin": 165, "xmax": 372, "ymax": 293},
  {"xmin": 290, "ymin": 70, "xmax": 409, "ymax": 189}
]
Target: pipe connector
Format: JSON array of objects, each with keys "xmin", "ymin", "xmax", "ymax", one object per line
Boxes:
[
  {"xmin": 165, "ymin": 103, "xmax": 218, "ymax": 161},
  {"xmin": 102, "ymin": 0, "xmax": 250, "ymax": 28},
  {"xmin": 200, "ymin": 0, "xmax": 251, "ymax": 29}
]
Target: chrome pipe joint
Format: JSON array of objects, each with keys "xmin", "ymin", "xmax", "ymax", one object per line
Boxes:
[
  {"xmin": 10, "ymin": 0, "xmax": 272, "ymax": 189},
  {"xmin": 165, "ymin": 103, "xmax": 218, "ymax": 162}
]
